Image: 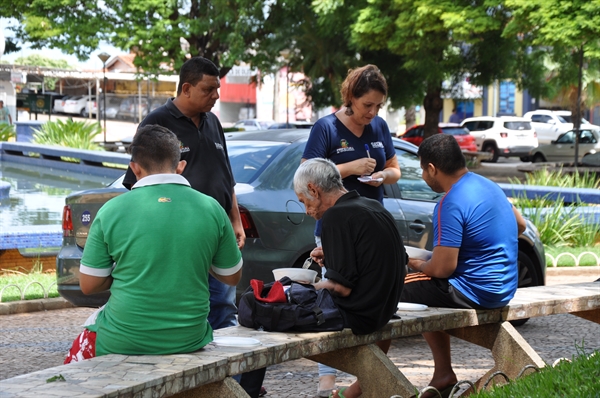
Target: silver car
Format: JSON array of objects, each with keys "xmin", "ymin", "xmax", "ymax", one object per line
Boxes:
[
  {"xmin": 529, "ymin": 128, "xmax": 600, "ymax": 164},
  {"xmin": 56, "ymin": 130, "xmax": 546, "ymax": 307}
]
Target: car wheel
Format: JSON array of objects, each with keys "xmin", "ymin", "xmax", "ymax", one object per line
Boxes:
[
  {"xmin": 532, "ymin": 153, "xmax": 546, "ymax": 163},
  {"xmin": 519, "ymin": 156, "xmax": 530, "ymax": 162},
  {"xmin": 81, "ymin": 108, "xmax": 88, "ymax": 118},
  {"xmin": 482, "ymin": 143, "xmax": 499, "ymax": 163},
  {"xmin": 510, "ymin": 249, "xmax": 542, "ymax": 327}
]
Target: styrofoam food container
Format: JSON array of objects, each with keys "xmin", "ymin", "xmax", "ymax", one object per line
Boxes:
[
  {"xmin": 405, "ymin": 246, "xmax": 432, "ymax": 261},
  {"xmin": 272, "ymin": 268, "xmax": 317, "ymax": 283}
]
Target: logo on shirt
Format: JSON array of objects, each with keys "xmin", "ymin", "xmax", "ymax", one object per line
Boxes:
[
  {"xmin": 158, "ymin": 197, "xmax": 172, "ymax": 203},
  {"xmin": 336, "ymin": 139, "xmax": 355, "ymax": 154},
  {"xmin": 214, "ymin": 142, "xmax": 224, "ymax": 151},
  {"xmin": 371, "ymin": 141, "xmax": 384, "ymax": 149},
  {"xmin": 179, "ymin": 141, "xmax": 190, "ymax": 153}
]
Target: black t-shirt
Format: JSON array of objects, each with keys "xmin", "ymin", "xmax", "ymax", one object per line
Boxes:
[
  {"xmin": 321, "ymin": 191, "xmax": 406, "ymax": 335},
  {"xmin": 123, "ymin": 99, "xmax": 235, "ymax": 213}
]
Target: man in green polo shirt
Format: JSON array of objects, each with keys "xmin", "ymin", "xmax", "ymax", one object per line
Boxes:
[{"xmin": 65, "ymin": 124, "xmax": 242, "ymax": 359}]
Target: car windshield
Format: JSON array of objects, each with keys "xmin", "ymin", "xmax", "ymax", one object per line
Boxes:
[
  {"xmin": 561, "ymin": 115, "xmax": 590, "ymax": 124},
  {"xmin": 227, "ymin": 141, "xmax": 286, "ymax": 183},
  {"xmin": 441, "ymin": 127, "xmax": 469, "ymax": 136},
  {"xmin": 503, "ymin": 121, "xmax": 531, "ymax": 130}
]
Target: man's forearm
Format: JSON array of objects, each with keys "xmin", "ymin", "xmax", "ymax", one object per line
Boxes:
[{"xmin": 314, "ymin": 279, "xmax": 351, "ymax": 297}]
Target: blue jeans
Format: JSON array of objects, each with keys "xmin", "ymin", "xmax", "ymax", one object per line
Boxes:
[
  {"xmin": 207, "ymin": 274, "xmax": 237, "ymax": 330},
  {"xmin": 315, "ymin": 233, "xmax": 337, "ymax": 378}
]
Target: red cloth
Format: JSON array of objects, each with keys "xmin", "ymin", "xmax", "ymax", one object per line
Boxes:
[
  {"xmin": 250, "ymin": 279, "xmax": 287, "ymax": 303},
  {"xmin": 64, "ymin": 329, "xmax": 96, "ymax": 364}
]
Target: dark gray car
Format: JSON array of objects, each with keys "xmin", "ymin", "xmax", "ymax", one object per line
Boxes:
[{"xmin": 56, "ymin": 129, "xmax": 546, "ymax": 308}]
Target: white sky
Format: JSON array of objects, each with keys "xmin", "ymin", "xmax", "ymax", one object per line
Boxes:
[{"xmin": 1, "ymin": 20, "xmax": 122, "ymax": 70}]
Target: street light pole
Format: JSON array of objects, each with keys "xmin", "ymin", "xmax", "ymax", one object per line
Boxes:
[
  {"xmin": 286, "ymin": 65, "xmax": 289, "ymax": 125},
  {"xmin": 97, "ymin": 52, "xmax": 111, "ymax": 144}
]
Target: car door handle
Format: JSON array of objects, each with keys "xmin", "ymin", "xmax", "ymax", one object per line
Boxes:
[{"xmin": 409, "ymin": 222, "xmax": 426, "ymax": 232}]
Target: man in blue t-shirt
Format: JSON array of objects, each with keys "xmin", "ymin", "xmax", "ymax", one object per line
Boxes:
[{"xmin": 400, "ymin": 134, "xmax": 523, "ymax": 398}]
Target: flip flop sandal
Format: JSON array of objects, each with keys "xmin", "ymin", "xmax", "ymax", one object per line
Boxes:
[{"xmin": 329, "ymin": 387, "xmax": 347, "ymax": 398}]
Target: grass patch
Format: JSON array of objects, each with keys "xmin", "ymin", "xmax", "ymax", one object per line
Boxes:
[
  {"xmin": 0, "ymin": 272, "xmax": 59, "ymax": 302},
  {"xmin": 545, "ymin": 246, "xmax": 600, "ymax": 267},
  {"xmin": 471, "ymin": 347, "xmax": 600, "ymax": 397}
]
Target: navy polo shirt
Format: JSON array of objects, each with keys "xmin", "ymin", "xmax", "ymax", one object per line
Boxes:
[{"xmin": 123, "ymin": 98, "xmax": 235, "ymax": 213}]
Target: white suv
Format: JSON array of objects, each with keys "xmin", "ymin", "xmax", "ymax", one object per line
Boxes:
[
  {"xmin": 461, "ymin": 116, "xmax": 538, "ymax": 162},
  {"xmin": 523, "ymin": 109, "xmax": 599, "ymax": 144}
]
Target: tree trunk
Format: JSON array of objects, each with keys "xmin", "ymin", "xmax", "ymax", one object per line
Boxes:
[
  {"xmin": 422, "ymin": 85, "xmax": 443, "ymax": 139},
  {"xmin": 405, "ymin": 105, "xmax": 416, "ymax": 129}
]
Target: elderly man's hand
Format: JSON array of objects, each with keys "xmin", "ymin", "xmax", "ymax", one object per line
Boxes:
[{"xmin": 310, "ymin": 246, "xmax": 325, "ymax": 267}]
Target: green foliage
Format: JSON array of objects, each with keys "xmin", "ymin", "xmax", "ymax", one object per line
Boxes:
[
  {"xmin": 33, "ymin": 119, "xmax": 103, "ymax": 151},
  {"xmin": 504, "ymin": 0, "xmax": 600, "ymax": 118},
  {"xmin": 14, "ymin": 54, "xmax": 73, "ymax": 69},
  {"xmin": 0, "ymin": 124, "xmax": 16, "ymax": 141},
  {"xmin": 509, "ymin": 168, "xmax": 600, "ymax": 189},
  {"xmin": 471, "ymin": 348, "xmax": 600, "ymax": 397},
  {"xmin": 513, "ymin": 193, "xmax": 599, "ymax": 247}
]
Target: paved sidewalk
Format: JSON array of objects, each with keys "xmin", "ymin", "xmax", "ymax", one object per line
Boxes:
[{"xmin": 1, "ymin": 269, "xmax": 599, "ymax": 397}]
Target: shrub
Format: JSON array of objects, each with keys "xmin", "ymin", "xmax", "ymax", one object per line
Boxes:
[
  {"xmin": 515, "ymin": 195, "xmax": 599, "ymax": 247},
  {"xmin": 33, "ymin": 119, "xmax": 103, "ymax": 151},
  {"xmin": 510, "ymin": 168, "xmax": 599, "ymax": 189},
  {"xmin": 0, "ymin": 123, "xmax": 15, "ymax": 141}
]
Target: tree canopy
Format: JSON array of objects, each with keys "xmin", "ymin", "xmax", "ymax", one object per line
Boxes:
[
  {"xmin": 5, "ymin": 0, "xmax": 597, "ymax": 134},
  {"xmin": 317, "ymin": 0, "xmax": 532, "ymax": 136},
  {"xmin": 6, "ymin": 0, "xmax": 278, "ymax": 77}
]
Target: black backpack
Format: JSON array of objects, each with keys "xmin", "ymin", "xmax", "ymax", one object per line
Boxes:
[{"xmin": 238, "ymin": 277, "xmax": 344, "ymax": 332}]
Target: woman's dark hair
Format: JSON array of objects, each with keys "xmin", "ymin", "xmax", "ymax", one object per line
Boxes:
[
  {"xmin": 418, "ymin": 134, "xmax": 466, "ymax": 175},
  {"xmin": 129, "ymin": 125, "xmax": 181, "ymax": 173},
  {"xmin": 340, "ymin": 64, "xmax": 388, "ymax": 111},
  {"xmin": 177, "ymin": 57, "xmax": 220, "ymax": 95}
]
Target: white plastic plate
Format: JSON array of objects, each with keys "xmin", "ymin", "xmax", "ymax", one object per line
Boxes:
[
  {"xmin": 212, "ymin": 337, "xmax": 262, "ymax": 347},
  {"xmin": 405, "ymin": 246, "xmax": 432, "ymax": 261},
  {"xmin": 357, "ymin": 176, "xmax": 384, "ymax": 183},
  {"xmin": 397, "ymin": 302, "xmax": 429, "ymax": 312}
]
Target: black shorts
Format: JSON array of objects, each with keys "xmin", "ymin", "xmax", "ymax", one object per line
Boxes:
[{"xmin": 399, "ymin": 272, "xmax": 486, "ymax": 310}]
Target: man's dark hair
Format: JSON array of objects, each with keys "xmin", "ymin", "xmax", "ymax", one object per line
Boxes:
[
  {"xmin": 177, "ymin": 57, "xmax": 220, "ymax": 95},
  {"xmin": 417, "ymin": 134, "xmax": 466, "ymax": 174},
  {"xmin": 129, "ymin": 125, "xmax": 181, "ymax": 173}
]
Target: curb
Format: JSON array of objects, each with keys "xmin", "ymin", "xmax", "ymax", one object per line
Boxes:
[
  {"xmin": 546, "ymin": 266, "xmax": 600, "ymax": 277},
  {"xmin": 1, "ymin": 267, "xmax": 598, "ymax": 316},
  {"xmin": 0, "ymin": 297, "xmax": 75, "ymax": 316}
]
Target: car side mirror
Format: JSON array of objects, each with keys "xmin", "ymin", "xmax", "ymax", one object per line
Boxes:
[{"xmin": 551, "ymin": 140, "xmax": 557, "ymax": 144}]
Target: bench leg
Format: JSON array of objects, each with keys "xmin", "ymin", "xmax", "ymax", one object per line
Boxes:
[
  {"xmin": 572, "ymin": 308, "xmax": 600, "ymax": 324},
  {"xmin": 172, "ymin": 377, "xmax": 250, "ymax": 398},
  {"xmin": 308, "ymin": 343, "xmax": 415, "ymax": 398},
  {"xmin": 447, "ymin": 322, "xmax": 545, "ymax": 392}
]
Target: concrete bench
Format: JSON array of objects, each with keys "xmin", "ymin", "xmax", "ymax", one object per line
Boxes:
[{"xmin": 1, "ymin": 282, "xmax": 598, "ymax": 397}]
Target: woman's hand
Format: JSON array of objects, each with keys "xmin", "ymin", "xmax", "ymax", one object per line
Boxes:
[{"xmin": 354, "ymin": 157, "xmax": 377, "ymax": 176}]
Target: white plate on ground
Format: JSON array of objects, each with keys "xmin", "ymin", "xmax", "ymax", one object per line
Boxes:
[
  {"xmin": 213, "ymin": 337, "xmax": 262, "ymax": 348},
  {"xmin": 405, "ymin": 246, "xmax": 432, "ymax": 261},
  {"xmin": 357, "ymin": 176, "xmax": 384, "ymax": 183},
  {"xmin": 397, "ymin": 302, "xmax": 429, "ymax": 312}
]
